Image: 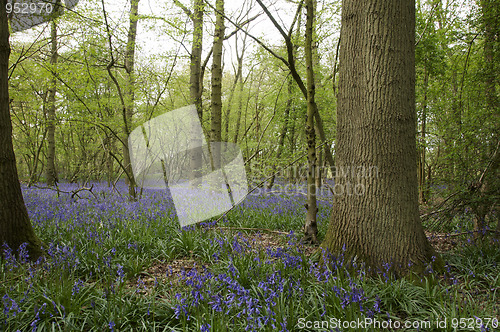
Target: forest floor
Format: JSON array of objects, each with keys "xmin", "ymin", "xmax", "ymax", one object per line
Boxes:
[{"xmin": 1, "ymin": 182, "xmax": 499, "ymax": 331}]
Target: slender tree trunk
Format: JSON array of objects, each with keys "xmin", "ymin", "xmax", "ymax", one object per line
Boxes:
[
  {"xmin": 122, "ymin": 0, "xmax": 140, "ymax": 199},
  {"xmin": 211, "ymin": 0, "xmax": 225, "ymax": 169},
  {"xmin": 46, "ymin": 19, "xmax": 58, "ymax": 186},
  {"xmin": 184, "ymin": 0, "xmax": 204, "ymax": 183},
  {"xmin": 233, "ymin": 60, "xmax": 251, "ymax": 144},
  {"xmin": 303, "ymin": 0, "xmax": 318, "ymax": 244},
  {"xmin": 316, "ymin": 147, "xmax": 322, "ymax": 189},
  {"xmin": 190, "ymin": 0, "xmax": 204, "ymax": 117},
  {"xmin": 267, "ymin": 76, "xmax": 292, "ymax": 189},
  {"xmin": 0, "ymin": 1, "xmax": 43, "ymax": 259},
  {"xmin": 481, "ymin": 0, "xmax": 498, "ymax": 116},
  {"xmin": 224, "ymin": 35, "xmax": 245, "ymax": 142},
  {"xmin": 321, "ymin": 0, "xmax": 440, "ymax": 273},
  {"xmin": 419, "ymin": 67, "xmax": 429, "ymax": 203}
]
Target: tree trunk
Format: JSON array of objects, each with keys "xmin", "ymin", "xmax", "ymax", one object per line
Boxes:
[
  {"xmin": 46, "ymin": 18, "xmax": 58, "ymax": 186},
  {"xmin": 480, "ymin": 0, "xmax": 500, "ymax": 237},
  {"xmin": 122, "ymin": 0, "xmax": 140, "ymax": 199},
  {"xmin": 418, "ymin": 67, "xmax": 429, "ymax": 203},
  {"xmin": 267, "ymin": 76, "xmax": 292, "ymax": 189},
  {"xmin": 316, "ymin": 147, "xmax": 323, "ymax": 189},
  {"xmin": 321, "ymin": 0, "xmax": 440, "ymax": 273},
  {"xmin": 0, "ymin": 1, "xmax": 43, "ymax": 260},
  {"xmin": 303, "ymin": 0, "xmax": 318, "ymax": 244},
  {"xmin": 481, "ymin": 0, "xmax": 498, "ymax": 116},
  {"xmin": 224, "ymin": 34, "xmax": 245, "ymax": 142},
  {"xmin": 210, "ymin": 0, "xmax": 224, "ymax": 169},
  {"xmin": 190, "ymin": 0, "xmax": 204, "ymax": 118},
  {"xmin": 183, "ymin": 0, "xmax": 204, "ymax": 183}
]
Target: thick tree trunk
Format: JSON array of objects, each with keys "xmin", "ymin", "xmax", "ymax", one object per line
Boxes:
[
  {"xmin": 210, "ymin": 0, "xmax": 224, "ymax": 169},
  {"xmin": 321, "ymin": 0, "xmax": 439, "ymax": 273},
  {"xmin": 46, "ymin": 19, "xmax": 58, "ymax": 186},
  {"xmin": 471, "ymin": 0, "xmax": 500, "ymax": 237},
  {"xmin": 0, "ymin": 1, "xmax": 43, "ymax": 260}
]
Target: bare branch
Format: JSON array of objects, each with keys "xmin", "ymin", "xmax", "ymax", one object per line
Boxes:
[{"xmin": 204, "ymin": 0, "xmax": 289, "ymax": 66}]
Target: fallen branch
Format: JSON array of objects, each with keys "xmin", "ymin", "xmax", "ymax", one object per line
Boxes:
[
  {"xmin": 30, "ymin": 184, "xmax": 97, "ymax": 200},
  {"xmin": 214, "ymin": 226, "xmax": 290, "ymax": 235},
  {"xmin": 427, "ymin": 229, "xmax": 499, "ymax": 238}
]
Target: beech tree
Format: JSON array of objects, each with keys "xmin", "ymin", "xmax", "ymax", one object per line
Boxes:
[{"xmin": 321, "ymin": 0, "xmax": 440, "ymax": 272}]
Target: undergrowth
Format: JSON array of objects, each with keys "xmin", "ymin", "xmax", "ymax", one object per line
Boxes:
[{"xmin": 1, "ymin": 183, "xmax": 498, "ymax": 331}]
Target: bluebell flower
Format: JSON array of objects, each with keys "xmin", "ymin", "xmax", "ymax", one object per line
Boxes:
[{"xmin": 72, "ymin": 279, "xmax": 84, "ymax": 296}]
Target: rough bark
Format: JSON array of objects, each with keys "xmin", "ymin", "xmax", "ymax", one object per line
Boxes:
[
  {"xmin": 472, "ymin": 0, "xmax": 500, "ymax": 236},
  {"xmin": 321, "ymin": 0, "xmax": 440, "ymax": 273},
  {"xmin": 0, "ymin": 0, "xmax": 43, "ymax": 260}
]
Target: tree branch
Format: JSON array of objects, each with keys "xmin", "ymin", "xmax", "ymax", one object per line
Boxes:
[{"xmin": 172, "ymin": 0, "xmax": 193, "ymax": 19}]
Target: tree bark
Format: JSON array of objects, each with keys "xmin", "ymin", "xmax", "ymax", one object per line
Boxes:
[
  {"xmin": 480, "ymin": 0, "xmax": 500, "ymax": 236},
  {"xmin": 303, "ymin": 0, "xmax": 318, "ymax": 244},
  {"xmin": 321, "ymin": 0, "xmax": 440, "ymax": 273},
  {"xmin": 174, "ymin": 0, "xmax": 204, "ymax": 183},
  {"xmin": 122, "ymin": 0, "xmax": 140, "ymax": 199},
  {"xmin": 418, "ymin": 67, "xmax": 429, "ymax": 203},
  {"xmin": 0, "ymin": 0, "xmax": 43, "ymax": 260},
  {"xmin": 210, "ymin": 0, "xmax": 225, "ymax": 169},
  {"xmin": 190, "ymin": 0, "xmax": 204, "ymax": 118}
]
